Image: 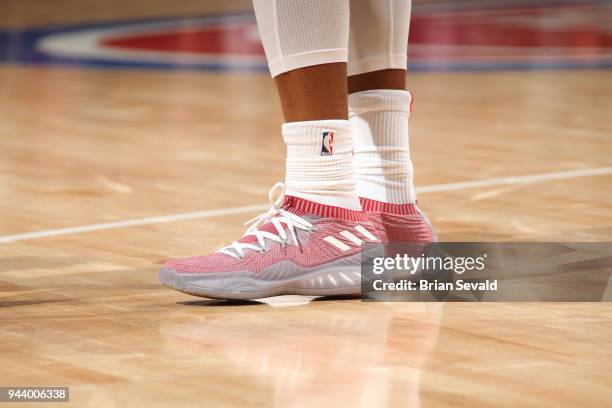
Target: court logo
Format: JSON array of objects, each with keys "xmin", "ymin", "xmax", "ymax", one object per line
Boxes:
[
  {"xmin": 321, "ymin": 131, "xmax": 334, "ymax": 156},
  {"xmin": 2, "ymin": 0, "xmax": 612, "ymax": 71}
]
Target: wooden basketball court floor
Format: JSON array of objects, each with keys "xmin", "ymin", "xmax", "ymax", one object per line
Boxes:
[{"xmin": 1, "ymin": 0, "xmax": 611, "ymax": 406}]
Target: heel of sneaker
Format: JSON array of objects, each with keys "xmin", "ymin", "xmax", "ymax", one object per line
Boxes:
[{"xmin": 415, "ymin": 205, "xmax": 438, "ymax": 243}]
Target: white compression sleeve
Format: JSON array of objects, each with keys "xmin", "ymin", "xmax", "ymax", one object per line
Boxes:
[
  {"xmin": 253, "ymin": 0, "xmax": 350, "ymax": 77},
  {"xmin": 348, "ymin": 0, "xmax": 412, "ymax": 76}
]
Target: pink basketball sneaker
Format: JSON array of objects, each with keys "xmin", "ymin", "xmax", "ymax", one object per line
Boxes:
[{"xmin": 160, "ymin": 183, "xmax": 382, "ymax": 299}]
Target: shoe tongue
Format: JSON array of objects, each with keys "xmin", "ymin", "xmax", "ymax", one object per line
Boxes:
[
  {"xmin": 280, "ymin": 196, "xmax": 303, "ymax": 215},
  {"xmin": 237, "ymin": 196, "xmax": 310, "ymax": 246},
  {"xmin": 238, "ymin": 215, "xmax": 286, "ymax": 245}
]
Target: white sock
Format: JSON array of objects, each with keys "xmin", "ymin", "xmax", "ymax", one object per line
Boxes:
[
  {"xmin": 283, "ymin": 120, "xmax": 361, "ymax": 210},
  {"xmin": 349, "ymin": 89, "xmax": 416, "ymax": 204}
]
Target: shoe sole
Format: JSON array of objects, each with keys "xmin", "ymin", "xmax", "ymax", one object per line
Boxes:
[{"xmin": 159, "ymin": 249, "xmax": 381, "ymax": 300}]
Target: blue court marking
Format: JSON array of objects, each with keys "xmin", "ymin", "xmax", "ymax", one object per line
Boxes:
[{"xmin": 0, "ymin": 13, "xmax": 266, "ymax": 72}]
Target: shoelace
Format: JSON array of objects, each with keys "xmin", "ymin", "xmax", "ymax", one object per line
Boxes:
[{"xmin": 216, "ymin": 182, "xmax": 313, "ymax": 259}]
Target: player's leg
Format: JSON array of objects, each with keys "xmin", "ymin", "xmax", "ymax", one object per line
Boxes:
[
  {"xmin": 348, "ymin": 0, "xmax": 436, "ymax": 243},
  {"xmin": 160, "ymin": 0, "xmax": 380, "ymax": 299},
  {"xmin": 275, "ymin": 64, "xmax": 348, "ymax": 121},
  {"xmin": 254, "ymin": 0, "xmax": 358, "ymax": 209}
]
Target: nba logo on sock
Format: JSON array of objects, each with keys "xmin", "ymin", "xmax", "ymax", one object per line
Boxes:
[{"xmin": 321, "ymin": 131, "xmax": 334, "ymax": 156}]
